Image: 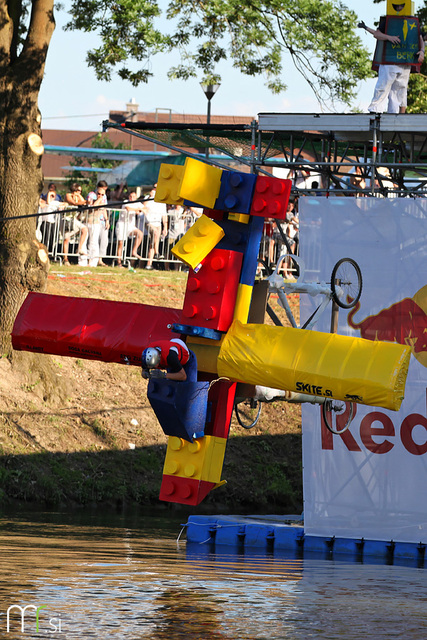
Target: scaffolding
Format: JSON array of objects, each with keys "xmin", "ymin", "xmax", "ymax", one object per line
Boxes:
[{"xmin": 103, "ymin": 113, "xmax": 427, "ymax": 197}]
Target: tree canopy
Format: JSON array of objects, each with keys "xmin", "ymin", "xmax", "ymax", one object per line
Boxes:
[{"xmin": 63, "ymin": 0, "xmax": 372, "ymax": 108}]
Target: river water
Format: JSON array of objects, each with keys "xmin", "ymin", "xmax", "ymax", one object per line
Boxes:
[{"xmin": 0, "ymin": 507, "xmax": 426, "ymax": 639}]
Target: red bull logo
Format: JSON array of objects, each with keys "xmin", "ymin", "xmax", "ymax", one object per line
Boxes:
[{"xmin": 347, "ymin": 284, "xmax": 427, "ymax": 368}]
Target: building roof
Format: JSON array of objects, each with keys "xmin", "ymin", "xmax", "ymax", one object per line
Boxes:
[{"xmin": 41, "ymin": 110, "xmax": 255, "ymax": 185}]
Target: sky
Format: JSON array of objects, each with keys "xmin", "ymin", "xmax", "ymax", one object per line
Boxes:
[{"xmin": 39, "ymin": 0, "xmax": 385, "ymax": 133}]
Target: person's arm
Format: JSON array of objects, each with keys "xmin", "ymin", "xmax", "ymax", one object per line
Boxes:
[
  {"xmin": 418, "ymin": 33, "xmax": 425, "ymax": 62},
  {"xmin": 103, "ymin": 207, "xmax": 110, "ymax": 230},
  {"xmin": 165, "ymin": 369, "xmax": 187, "ymax": 381},
  {"xmin": 165, "ymin": 351, "xmax": 187, "ymax": 381},
  {"xmin": 162, "ymin": 213, "xmax": 168, "ymax": 237},
  {"xmin": 358, "ymin": 20, "xmax": 401, "ymax": 44}
]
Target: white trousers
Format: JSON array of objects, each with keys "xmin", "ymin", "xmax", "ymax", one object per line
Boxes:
[
  {"xmin": 368, "ymin": 65, "xmax": 410, "ymax": 114},
  {"xmin": 87, "ymin": 223, "xmax": 101, "ymax": 267},
  {"xmin": 99, "ymin": 223, "xmax": 109, "ymax": 260}
]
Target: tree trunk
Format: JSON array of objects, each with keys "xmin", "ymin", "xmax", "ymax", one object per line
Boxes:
[{"xmin": 0, "ymin": 0, "xmax": 55, "ymax": 354}]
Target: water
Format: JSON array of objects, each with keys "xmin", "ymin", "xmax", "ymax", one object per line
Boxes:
[{"xmin": 0, "ymin": 508, "xmax": 426, "ymax": 639}]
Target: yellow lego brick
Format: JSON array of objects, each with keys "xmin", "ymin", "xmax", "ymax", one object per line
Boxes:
[
  {"xmin": 155, "ymin": 164, "xmax": 185, "ymax": 205},
  {"xmin": 187, "ymin": 335, "xmax": 224, "ymax": 375},
  {"xmin": 178, "ymin": 157, "xmax": 223, "ymax": 208},
  {"xmin": 233, "ymin": 283, "xmax": 253, "ymax": 324},
  {"xmin": 171, "ymin": 214, "xmax": 224, "ymax": 269},
  {"xmin": 163, "ymin": 435, "xmax": 227, "ymax": 484},
  {"xmin": 186, "ymin": 335, "xmax": 224, "ymax": 347},
  {"xmin": 228, "ymin": 213, "xmax": 250, "ymax": 224}
]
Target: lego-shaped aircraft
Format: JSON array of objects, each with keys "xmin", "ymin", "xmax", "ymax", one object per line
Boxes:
[{"xmin": 12, "ymin": 158, "xmax": 411, "ymax": 506}]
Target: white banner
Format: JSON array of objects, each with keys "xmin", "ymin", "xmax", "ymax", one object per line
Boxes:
[{"xmin": 300, "ymin": 197, "xmax": 427, "ymax": 543}]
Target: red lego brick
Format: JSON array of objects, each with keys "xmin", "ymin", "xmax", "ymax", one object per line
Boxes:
[
  {"xmin": 249, "ymin": 176, "xmax": 292, "ymax": 220},
  {"xmin": 180, "ymin": 248, "xmax": 243, "ymax": 332},
  {"xmin": 159, "ymin": 475, "xmax": 217, "ymax": 505},
  {"xmin": 203, "ymin": 208, "xmax": 226, "ymax": 221},
  {"xmin": 204, "ymin": 379, "xmax": 237, "ymax": 438}
]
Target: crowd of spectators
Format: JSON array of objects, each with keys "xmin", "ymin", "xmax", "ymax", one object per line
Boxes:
[
  {"xmin": 36, "ymin": 181, "xmax": 204, "ymax": 270},
  {"xmin": 37, "ymin": 178, "xmax": 300, "ymax": 273}
]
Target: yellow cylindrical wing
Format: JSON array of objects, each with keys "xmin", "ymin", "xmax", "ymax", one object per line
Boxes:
[{"xmin": 217, "ymin": 321, "xmax": 411, "ymax": 411}]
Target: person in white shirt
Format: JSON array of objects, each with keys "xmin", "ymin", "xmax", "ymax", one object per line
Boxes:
[
  {"xmin": 86, "ymin": 180, "xmax": 109, "ymax": 266},
  {"xmin": 115, "ymin": 191, "xmax": 144, "ymax": 267},
  {"xmin": 142, "ymin": 185, "xmax": 168, "ymax": 270}
]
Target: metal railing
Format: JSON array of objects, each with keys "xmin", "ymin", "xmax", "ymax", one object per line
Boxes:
[{"xmin": 37, "ymin": 207, "xmax": 299, "ymax": 272}]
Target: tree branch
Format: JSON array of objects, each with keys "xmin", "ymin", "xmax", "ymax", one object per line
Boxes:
[
  {"xmin": 7, "ymin": 0, "xmax": 22, "ymax": 62},
  {"xmin": 20, "ymin": 0, "xmax": 55, "ymax": 80}
]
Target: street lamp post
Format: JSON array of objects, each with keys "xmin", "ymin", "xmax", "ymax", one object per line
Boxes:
[{"xmin": 200, "ymin": 82, "xmax": 220, "ymax": 159}]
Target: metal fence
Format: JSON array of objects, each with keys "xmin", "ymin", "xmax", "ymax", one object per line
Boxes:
[{"xmin": 37, "ymin": 207, "xmax": 299, "ymax": 273}]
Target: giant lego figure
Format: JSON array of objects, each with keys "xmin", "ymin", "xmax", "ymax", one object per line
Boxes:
[{"xmin": 359, "ymin": 1, "xmax": 424, "ymax": 113}]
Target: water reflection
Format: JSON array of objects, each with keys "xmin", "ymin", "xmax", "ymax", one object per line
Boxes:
[{"xmin": 0, "ymin": 509, "xmax": 426, "ymax": 639}]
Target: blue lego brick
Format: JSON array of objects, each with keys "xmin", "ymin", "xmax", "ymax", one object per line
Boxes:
[
  {"xmin": 215, "ymin": 218, "xmax": 251, "ymax": 254},
  {"xmin": 171, "ymin": 323, "xmax": 223, "ymax": 341},
  {"xmin": 215, "ymin": 171, "xmax": 257, "ymax": 214},
  {"xmin": 240, "ymin": 216, "xmax": 264, "ymax": 286},
  {"xmin": 147, "ymin": 379, "xmax": 209, "ymax": 441}
]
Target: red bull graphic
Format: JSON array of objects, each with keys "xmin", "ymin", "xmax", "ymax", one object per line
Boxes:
[{"xmin": 348, "ymin": 284, "xmax": 427, "ymax": 368}]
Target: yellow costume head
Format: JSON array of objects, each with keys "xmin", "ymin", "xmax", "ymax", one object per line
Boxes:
[{"xmin": 386, "ymin": 1, "xmax": 415, "ymax": 15}]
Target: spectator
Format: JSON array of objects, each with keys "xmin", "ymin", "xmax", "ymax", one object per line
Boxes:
[
  {"xmin": 61, "ymin": 183, "xmax": 89, "ymax": 265},
  {"xmin": 38, "ymin": 188, "xmax": 63, "ymax": 253},
  {"xmin": 167, "ymin": 204, "xmax": 186, "ymax": 243},
  {"xmin": 142, "ymin": 184, "xmax": 168, "ymax": 270},
  {"xmin": 40, "ymin": 182, "xmax": 62, "ymax": 203},
  {"xmin": 349, "ymin": 168, "xmax": 367, "ymax": 196},
  {"xmin": 184, "ymin": 206, "xmax": 203, "ymax": 232},
  {"xmin": 273, "ymin": 198, "xmax": 299, "ymax": 278},
  {"xmin": 116, "ymin": 191, "xmax": 144, "ymax": 267},
  {"xmin": 285, "ymin": 198, "xmax": 299, "ymax": 255},
  {"xmin": 86, "ymin": 180, "xmax": 109, "ymax": 267},
  {"xmin": 111, "ymin": 182, "xmax": 127, "ymax": 203},
  {"xmin": 166, "ymin": 205, "xmax": 187, "ymax": 270}
]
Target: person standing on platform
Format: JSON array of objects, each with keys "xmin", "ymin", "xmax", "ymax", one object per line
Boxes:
[{"xmin": 360, "ymin": 1, "xmax": 424, "ymax": 113}]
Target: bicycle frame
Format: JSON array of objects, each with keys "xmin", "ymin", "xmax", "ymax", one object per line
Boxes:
[{"xmin": 267, "ymin": 254, "xmax": 338, "ymax": 330}]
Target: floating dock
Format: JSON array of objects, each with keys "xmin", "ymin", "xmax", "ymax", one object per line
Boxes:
[{"xmin": 185, "ymin": 515, "xmax": 427, "ymax": 566}]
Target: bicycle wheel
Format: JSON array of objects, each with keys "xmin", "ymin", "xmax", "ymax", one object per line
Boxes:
[
  {"xmin": 322, "ymin": 399, "xmax": 355, "ymax": 435},
  {"xmin": 234, "ymin": 398, "xmax": 262, "ymax": 429},
  {"xmin": 330, "ymin": 258, "xmax": 362, "ymax": 309}
]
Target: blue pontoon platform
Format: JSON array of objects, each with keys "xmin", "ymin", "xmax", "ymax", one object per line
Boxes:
[{"xmin": 185, "ymin": 515, "xmax": 426, "ymax": 566}]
